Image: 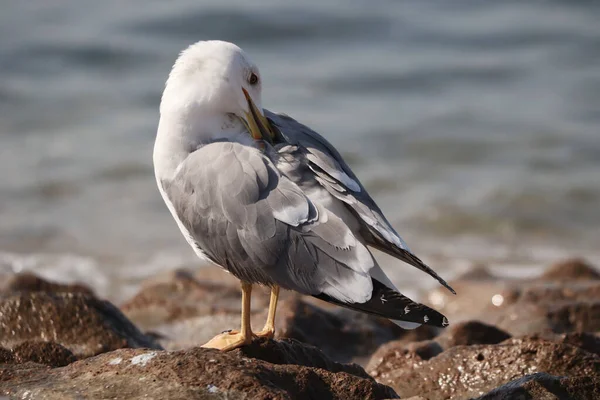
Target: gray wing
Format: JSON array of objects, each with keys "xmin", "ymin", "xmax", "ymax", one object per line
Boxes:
[
  {"xmin": 160, "ymin": 141, "xmax": 375, "ymax": 303},
  {"xmin": 265, "ymin": 110, "xmax": 455, "ymax": 294}
]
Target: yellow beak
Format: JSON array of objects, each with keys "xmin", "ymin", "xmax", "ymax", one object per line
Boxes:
[{"xmin": 241, "ymin": 88, "xmax": 276, "ymax": 144}]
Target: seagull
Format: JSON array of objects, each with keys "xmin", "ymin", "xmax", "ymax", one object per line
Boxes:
[{"xmin": 153, "ymin": 40, "xmax": 454, "ymax": 351}]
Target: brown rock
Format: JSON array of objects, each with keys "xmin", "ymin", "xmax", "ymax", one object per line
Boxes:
[
  {"xmin": 1, "ymin": 339, "xmax": 398, "ymax": 400},
  {"xmin": 0, "ymin": 272, "xmax": 94, "ymax": 295},
  {"xmin": 506, "ymin": 281, "xmax": 600, "ymax": 305},
  {"xmin": 423, "ymin": 260, "xmax": 600, "ymax": 326},
  {"xmin": 121, "ymin": 269, "xmax": 271, "ymax": 331},
  {"xmin": 489, "ymin": 300, "xmax": 600, "ymax": 336},
  {"xmin": 557, "ymin": 332, "xmax": 600, "ymax": 356},
  {"xmin": 367, "ymin": 336, "xmax": 600, "ymax": 399},
  {"xmin": 0, "ymin": 291, "xmax": 161, "ymax": 358},
  {"xmin": 423, "ymin": 269, "xmax": 516, "ymax": 324},
  {"xmin": 538, "ymin": 258, "xmax": 600, "ymax": 281},
  {"xmin": 0, "ymin": 348, "xmax": 14, "ymax": 364},
  {"xmin": 476, "ymin": 372, "xmax": 600, "ymax": 400},
  {"xmin": 436, "ymin": 320, "xmax": 511, "ymax": 349},
  {"xmin": 274, "ymin": 296, "xmax": 433, "ymax": 363},
  {"xmin": 402, "ymin": 340, "xmax": 444, "ymax": 360},
  {"xmin": 124, "ymin": 271, "xmax": 418, "ymax": 365},
  {"xmin": 12, "ymin": 341, "xmax": 76, "ymax": 367},
  {"xmin": 366, "ymin": 320, "xmax": 511, "ymax": 384}
]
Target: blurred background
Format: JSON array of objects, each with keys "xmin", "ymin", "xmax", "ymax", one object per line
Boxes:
[{"xmin": 1, "ymin": 0, "xmax": 599, "ymax": 301}]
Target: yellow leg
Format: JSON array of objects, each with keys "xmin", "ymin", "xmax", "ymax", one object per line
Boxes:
[
  {"xmin": 201, "ymin": 282, "xmax": 253, "ymax": 351},
  {"xmin": 256, "ymin": 285, "xmax": 280, "ymax": 338}
]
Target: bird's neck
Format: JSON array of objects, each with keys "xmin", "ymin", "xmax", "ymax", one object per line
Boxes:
[{"xmin": 153, "ymin": 110, "xmax": 253, "ymax": 179}]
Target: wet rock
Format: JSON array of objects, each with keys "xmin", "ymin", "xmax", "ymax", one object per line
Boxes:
[
  {"xmin": 367, "ymin": 336, "xmax": 600, "ymax": 399},
  {"xmin": 537, "ymin": 258, "xmax": 600, "ymax": 282},
  {"xmin": 0, "ymin": 291, "xmax": 161, "ymax": 358},
  {"xmin": 12, "ymin": 341, "xmax": 76, "ymax": 367},
  {"xmin": 435, "ymin": 320, "xmax": 511, "ymax": 349},
  {"xmin": 476, "ymin": 372, "xmax": 600, "ymax": 400},
  {"xmin": 2, "ymin": 339, "xmax": 398, "ymax": 400},
  {"xmin": 0, "ymin": 272, "xmax": 95, "ymax": 295}
]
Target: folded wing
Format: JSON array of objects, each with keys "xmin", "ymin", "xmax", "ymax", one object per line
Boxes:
[
  {"xmin": 160, "ymin": 141, "xmax": 375, "ymax": 303},
  {"xmin": 266, "ymin": 110, "xmax": 455, "ymax": 294}
]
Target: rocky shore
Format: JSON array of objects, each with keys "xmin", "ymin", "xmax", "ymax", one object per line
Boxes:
[{"xmin": 1, "ymin": 258, "xmax": 599, "ymax": 399}]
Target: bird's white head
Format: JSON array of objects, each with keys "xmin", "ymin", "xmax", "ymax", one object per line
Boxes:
[{"xmin": 159, "ymin": 40, "xmax": 274, "ymax": 145}]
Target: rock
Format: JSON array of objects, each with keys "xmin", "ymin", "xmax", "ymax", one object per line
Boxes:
[
  {"xmin": 435, "ymin": 320, "xmax": 511, "ymax": 349},
  {"xmin": 424, "ymin": 268, "xmax": 516, "ymax": 323},
  {"xmin": 121, "ymin": 269, "xmax": 272, "ymax": 331},
  {"xmin": 537, "ymin": 258, "xmax": 600, "ymax": 281},
  {"xmin": 365, "ymin": 320, "xmax": 510, "ymax": 376},
  {"xmin": 367, "ymin": 336, "xmax": 600, "ymax": 399},
  {"xmin": 504, "ymin": 281, "xmax": 600, "ymax": 305},
  {"xmin": 0, "ymin": 348, "xmax": 14, "ymax": 364},
  {"xmin": 476, "ymin": 372, "xmax": 600, "ymax": 400},
  {"xmin": 402, "ymin": 340, "xmax": 444, "ymax": 360},
  {"xmin": 11, "ymin": 341, "xmax": 77, "ymax": 367},
  {"xmin": 425, "ymin": 263, "xmax": 600, "ymax": 336},
  {"xmin": 273, "ymin": 296, "xmax": 434, "ymax": 363},
  {"xmin": 424, "ymin": 260, "xmax": 600, "ymax": 325},
  {"xmin": 1, "ymin": 339, "xmax": 398, "ymax": 400},
  {"xmin": 489, "ymin": 300, "xmax": 600, "ymax": 336},
  {"xmin": 123, "ymin": 270, "xmax": 420, "ymax": 364},
  {"xmin": 557, "ymin": 332, "xmax": 600, "ymax": 356},
  {"xmin": 154, "ymin": 296, "xmax": 422, "ymax": 365},
  {"xmin": 0, "ymin": 292, "xmax": 161, "ymax": 358},
  {"xmin": 0, "ymin": 272, "xmax": 95, "ymax": 295}
]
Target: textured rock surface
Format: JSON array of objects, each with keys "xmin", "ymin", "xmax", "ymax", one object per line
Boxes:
[
  {"xmin": 3, "ymin": 260, "xmax": 600, "ymax": 399},
  {"xmin": 1, "ymin": 339, "xmax": 398, "ymax": 400},
  {"xmin": 476, "ymin": 372, "xmax": 600, "ymax": 400},
  {"xmin": 11, "ymin": 341, "xmax": 77, "ymax": 367},
  {"xmin": 0, "ymin": 291, "xmax": 161, "ymax": 358},
  {"xmin": 367, "ymin": 336, "xmax": 600, "ymax": 399},
  {"xmin": 121, "ymin": 269, "xmax": 420, "ymax": 363}
]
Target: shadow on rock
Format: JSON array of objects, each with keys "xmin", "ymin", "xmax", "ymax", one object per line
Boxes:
[{"xmin": 1, "ymin": 338, "xmax": 398, "ymax": 400}]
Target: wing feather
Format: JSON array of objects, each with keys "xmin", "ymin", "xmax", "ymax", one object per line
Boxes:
[
  {"xmin": 161, "ymin": 141, "xmax": 374, "ymax": 303},
  {"xmin": 266, "ymin": 110, "xmax": 455, "ymax": 294}
]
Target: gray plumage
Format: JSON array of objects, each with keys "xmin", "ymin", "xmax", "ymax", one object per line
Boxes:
[
  {"xmin": 266, "ymin": 111, "xmax": 455, "ymax": 295},
  {"xmin": 161, "ymin": 140, "xmax": 375, "ymax": 303},
  {"xmin": 154, "ymin": 40, "xmax": 453, "ymax": 329}
]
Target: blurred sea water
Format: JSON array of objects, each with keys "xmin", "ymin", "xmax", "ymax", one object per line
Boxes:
[{"xmin": 1, "ymin": 0, "xmax": 599, "ymax": 299}]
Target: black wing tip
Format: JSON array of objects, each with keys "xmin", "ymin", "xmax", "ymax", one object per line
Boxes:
[
  {"xmin": 441, "ymin": 279, "xmax": 457, "ymax": 295},
  {"xmin": 314, "ymin": 278, "xmax": 451, "ymax": 328}
]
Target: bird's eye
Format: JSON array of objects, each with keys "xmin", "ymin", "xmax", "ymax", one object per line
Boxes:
[{"xmin": 249, "ymin": 73, "xmax": 259, "ymax": 85}]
